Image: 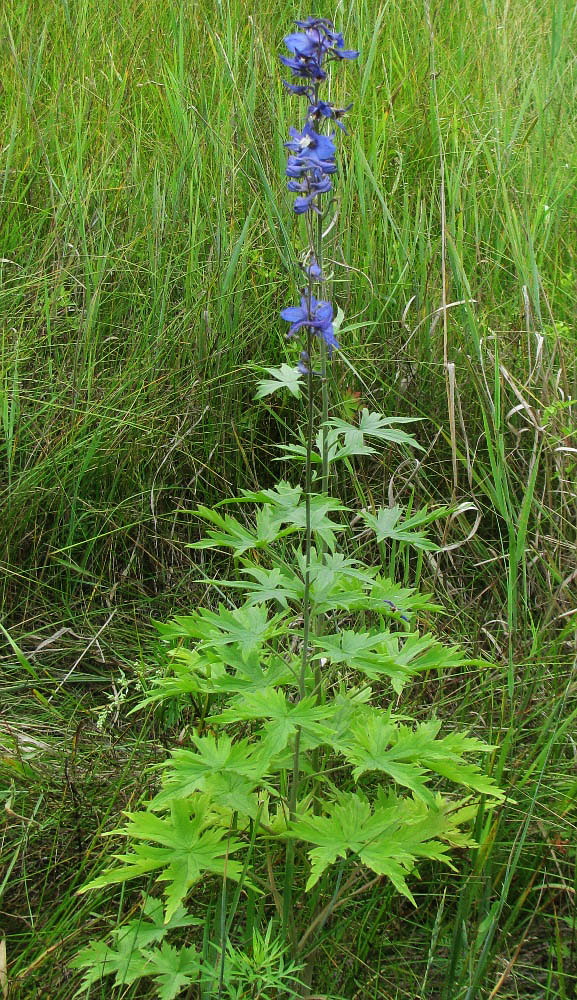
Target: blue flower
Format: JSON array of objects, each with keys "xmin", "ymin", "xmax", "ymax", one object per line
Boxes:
[
  {"xmin": 285, "ymin": 125, "xmax": 337, "ymax": 195},
  {"xmin": 279, "ymin": 52, "xmax": 326, "ymax": 81},
  {"xmin": 331, "ymin": 46, "xmax": 359, "ymax": 61},
  {"xmin": 286, "ymin": 153, "xmax": 337, "ymax": 178},
  {"xmin": 305, "ymin": 257, "xmax": 323, "ymax": 280},
  {"xmin": 294, "ymin": 16, "xmax": 338, "ymax": 31},
  {"xmin": 283, "ymin": 82, "xmax": 315, "ymax": 97},
  {"xmin": 297, "ymin": 350, "xmax": 310, "ymax": 374},
  {"xmin": 280, "ymin": 18, "xmax": 358, "ymax": 81},
  {"xmin": 283, "ymin": 30, "xmax": 328, "ymax": 59},
  {"xmin": 307, "ymin": 100, "xmax": 353, "ymax": 132},
  {"xmin": 279, "ymin": 18, "xmax": 356, "ymax": 354},
  {"xmin": 287, "ymin": 170, "xmax": 332, "ymax": 214},
  {"xmin": 285, "ymin": 124, "xmax": 336, "ymax": 164},
  {"xmin": 281, "ymin": 295, "xmax": 338, "ymax": 352}
]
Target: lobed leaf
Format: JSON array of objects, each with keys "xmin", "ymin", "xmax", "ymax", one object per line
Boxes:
[
  {"xmin": 255, "ymin": 364, "xmax": 302, "ymax": 399},
  {"xmin": 80, "ymin": 797, "xmax": 244, "ymax": 921},
  {"xmin": 289, "ymin": 790, "xmax": 477, "ymax": 900}
]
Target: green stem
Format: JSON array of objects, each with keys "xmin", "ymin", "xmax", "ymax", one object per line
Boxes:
[
  {"xmin": 317, "ymin": 209, "xmax": 330, "ymax": 504},
  {"xmin": 298, "ymin": 331, "xmax": 315, "ymax": 705},
  {"xmin": 284, "ymin": 327, "xmax": 315, "ymax": 947}
]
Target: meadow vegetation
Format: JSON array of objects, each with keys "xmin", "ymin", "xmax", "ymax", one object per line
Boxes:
[{"xmin": 1, "ymin": 0, "xmax": 576, "ymax": 996}]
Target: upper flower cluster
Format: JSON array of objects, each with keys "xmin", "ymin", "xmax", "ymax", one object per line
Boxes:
[
  {"xmin": 280, "ymin": 17, "xmax": 358, "ymax": 82},
  {"xmin": 281, "ymin": 19, "xmax": 357, "ymax": 217}
]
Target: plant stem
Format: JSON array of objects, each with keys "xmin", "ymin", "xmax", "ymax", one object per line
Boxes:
[
  {"xmin": 284, "ymin": 326, "xmax": 315, "ymax": 947},
  {"xmin": 317, "ymin": 209, "xmax": 330, "ymax": 504}
]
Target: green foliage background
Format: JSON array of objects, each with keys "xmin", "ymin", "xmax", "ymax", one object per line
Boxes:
[{"xmin": 1, "ymin": 0, "xmax": 576, "ymax": 996}]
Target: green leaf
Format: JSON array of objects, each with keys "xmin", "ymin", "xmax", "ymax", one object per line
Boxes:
[
  {"xmin": 80, "ymin": 797, "xmax": 244, "ymax": 921},
  {"xmin": 289, "ymin": 790, "xmax": 475, "ymax": 899},
  {"xmin": 71, "ymin": 898, "xmax": 200, "ymax": 993},
  {"xmin": 360, "ymin": 505, "xmax": 441, "ymax": 551},
  {"xmin": 209, "ymin": 688, "xmax": 335, "ymax": 754},
  {"xmin": 274, "ymin": 442, "xmax": 322, "ymax": 464},
  {"xmin": 211, "ymin": 647, "xmax": 295, "ymax": 696},
  {"xmin": 301, "ymin": 559, "xmax": 431, "ymax": 619},
  {"xmin": 168, "ymin": 603, "xmax": 287, "ymax": 659},
  {"xmin": 313, "ymin": 629, "xmax": 464, "ymax": 692},
  {"xmin": 135, "ymin": 649, "xmax": 225, "ymax": 708},
  {"xmin": 337, "ymin": 712, "xmax": 503, "ymax": 802},
  {"xmin": 237, "ymin": 564, "xmax": 304, "ymax": 608},
  {"xmin": 72, "ymin": 937, "xmax": 149, "ymax": 991},
  {"xmin": 331, "ymin": 425, "xmax": 376, "ymax": 462},
  {"xmin": 188, "ymin": 505, "xmax": 289, "ymax": 556},
  {"xmin": 338, "ymin": 711, "xmax": 436, "ymax": 804},
  {"xmin": 153, "ymin": 732, "xmax": 274, "ymax": 815},
  {"xmin": 241, "ymin": 481, "xmax": 303, "ymax": 509},
  {"xmin": 241, "ymin": 485, "xmax": 347, "ymax": 552},
  {"xmin": 325, "ymin": 409, "xmax": 424, "ymax": 451},
  {"xmin": 141, "ymin": 942, "xmax": 201, "ymax": 1000},
  {"xmin": 255, "ymin": 364, "xmax": 302, "ymax": 398}
]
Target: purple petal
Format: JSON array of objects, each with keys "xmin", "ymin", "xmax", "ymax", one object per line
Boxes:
[
  {"xmin": 293, "ymin": 196, "xmax": 314, "ymax": 214},
  {"xmin": 316, "ymin": 301, "xmax": 334, "ymax": 325},
  {"xmin": 280, "ymin": 305, "xmax": 306, "ymax": 323},
  {"xmin": 333, "ymin": 49, "xmax": 359, "ymax": 60}
]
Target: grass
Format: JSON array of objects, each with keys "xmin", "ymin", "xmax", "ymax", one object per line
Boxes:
[{"xmin": 1, "ymin": 0, "xmax": 576, "ymax": 996}]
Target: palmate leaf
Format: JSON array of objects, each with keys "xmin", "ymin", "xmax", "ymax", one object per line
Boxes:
[
  {"xmin": 241, "ymin": 481, "xmax": 303, "ymax": 509},
  {"xmin": 223, "ymin": 564, "xmax": 304, "ymax": 609},
  {"xmin": 72, "ymin": 936, "xmax": 149, "ymax": 992},
  {"xmin": 307, "ymin": 562, "xmax": 434, "ymax": 619},
  {"xmin": 138, "ymin": 639, "xmax": 298, "ymax": 711},
  {"xmin": 153, "ymin": 731, "xmax": 274, "ymax": 816},
  {"xmin": 239, "ymin": 484, "xmax": 348, "ymax": 547},
  {"xmin": 140, "ymin": 942, "xmax": 201, "ymax": 1000},
  {"xmin": 338, "ymin": 713, "xmax": 436, "ymax": 805},
  {"xmin": 242, "ymin": 485, "xmax": 347, "ymax": 552},
  {"xmin": 301, "ymin": 549, "xmax": 377, "ymax": 600},
  {"xmin": 326, "ymin": 409, "xmax": 424, "ymax": 451},
  {"xmin": 255, "ymin": 363, "xmax": 303, "ymax": 398},
  {"xmin": 313, "ymin": 628, "xmax": 391, "ymax": 664},
  {"xmin": 326, "ymin": 424, "xmax": 377, "ymax": 463},
  {"xmin": 348, "ymin": 575, "xmax": 436, "ymax": 617},
  {"xmin": 312, "ymin": 629, "xmax": 464, "ymax": 693},
  {"xmin": 188, "ymin": 505, "xmax": 292, "ymax": 556},
  {"xmin": 136, "ymin": 649, "xmax": 226, "ymax": 709},
  {"xmin": 80, "ymin": 797, "xmax": 244, "ymax": 921},
  {"xmin": 360, "ymin": 505, "xmax": 445, "ymax": 551},
  {"xmin": 337, "ymin": 712, "xmax": 504, "ymax": 802},
  {"xmin": 289, "ymin": 790, "xmax": 476, "ymax": 901},
  {"xmin": 280, "ymin": 411, "xmax": 423, "ymax": 468},
  {"xmin": 71, "ymin": 898, "xmax": 200, "ymax": 993},
  {"xmin": 274, "ymin": 441, "xmax": 322, "ymax": 464},
  {"xmin": 285, "ymin": 424, "xmax": 376, "ymax": 466},
  {"xmin": 165, "ymin": 603, "xmax": 287, "ymax": 660},
  {"xmin": 303, "ymin": 495, "xmax": 347, "ymax": 551},
  {"xmin": 209, "ymin": 688, "xmax": 335, "ymax": 755},
  {"xmin": 211, "ymin": 647, "xmax": 295, "ymax": 696},
  {"xmin": 297, "ymin": 549, "xmax": 425, "ymax": 619}
]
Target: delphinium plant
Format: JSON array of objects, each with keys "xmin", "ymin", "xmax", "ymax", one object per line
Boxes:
[{"xmin": 72, "ymin": 18, "xmax": 502, "ymax": 999}]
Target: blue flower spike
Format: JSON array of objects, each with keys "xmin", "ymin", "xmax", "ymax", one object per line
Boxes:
[{"xmin": 280, "ymin": 17, "xmax": 356, "ymax": 364}]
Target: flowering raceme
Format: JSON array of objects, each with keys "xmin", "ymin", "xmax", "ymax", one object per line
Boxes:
[{"xmin": 280, "ymin": 17, "xmax": 357, "ymax": 357}]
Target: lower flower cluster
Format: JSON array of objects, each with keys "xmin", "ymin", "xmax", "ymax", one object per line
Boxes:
[{"xmin": 281, "ymin": 294, "xmax": 338, "ymax": 353}]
